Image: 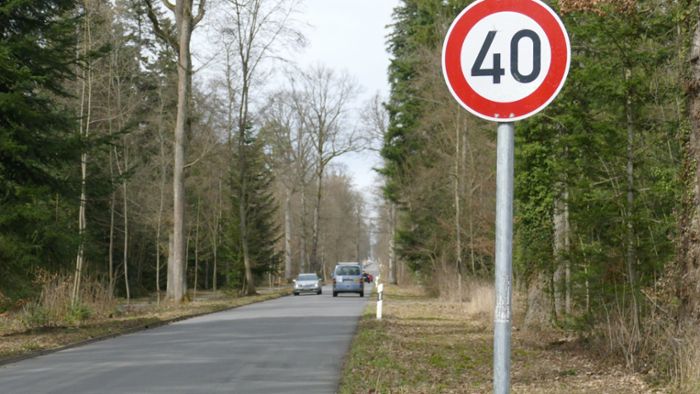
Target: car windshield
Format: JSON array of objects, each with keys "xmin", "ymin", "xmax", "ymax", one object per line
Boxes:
[
  {"xmin": 335, "ymin": 266, "xmax": 360, "ymax": 276},
  {"xmin": 298, "ymin": 274, "xmax": 318, "ymax": 281}
]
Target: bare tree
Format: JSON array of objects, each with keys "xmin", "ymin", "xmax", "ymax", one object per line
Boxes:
[
  {"xmin": 318, "ymin": 168, "xmax": 371, "ymax": 269},
  {"xmin": 218, "ymin": 0, "xmax": 303, "ymax": 294},
  {"xmin": 144, "ymin": 0, "xmax": 206, "ymax": 302},
  {"xmin": 360, "ymin": 93, "xmax": 397, "ymax": 284},
  {"xmin": 291, "ymin": 66, "xmax": 360, "ymax": 274},
  {"xmin": 361, "ymin": 92, "xmax": 388, "ymax": 152},
  {"xmin": 261, "ymin": 90, "xmax": 313, "ymax": 280}
]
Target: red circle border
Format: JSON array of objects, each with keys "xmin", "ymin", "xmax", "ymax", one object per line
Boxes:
[{"xmin": 442, "ymin": 0, "xmax": 570, "ymax": 122}]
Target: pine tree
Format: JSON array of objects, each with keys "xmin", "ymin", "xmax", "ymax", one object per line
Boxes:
[
  {"xmin": 0, "ymin": 0, "xmax": 80, "ymax": 298},
  {"xmin": 223, "ymin": 128, "xmax": 280, "ymax": 291},
  {"xmin": 516, "ymin": 1, "xmax": 684, "ymax": 331}
]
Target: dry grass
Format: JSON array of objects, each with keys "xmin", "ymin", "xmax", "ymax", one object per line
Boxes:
[
  {"xmin": 461, "ymin": 280, "xmax": 495, "ymax": 318},
  {"xmin": 16, "ymin": 272, "xmax": 116, "ymax": 329},
  {"xmin": 670, "ymin": 332, "xmax": 700, "ymax": 393},
  {"xmin": 0, "ymin": 288, "xmax": 288, "ymax": 362},
  {"xmin": 340, "ymin": 284, "xmax": 663, "ymax": 393}
]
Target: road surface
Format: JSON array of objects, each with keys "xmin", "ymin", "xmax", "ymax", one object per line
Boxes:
[{"xmin": 0, "ymin": 284, "xmax": 371, "ymax": 394}]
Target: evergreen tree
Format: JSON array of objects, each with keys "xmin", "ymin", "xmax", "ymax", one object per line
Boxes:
[
  {"xmin": 515, "ymin": 0, "xmax": 683, "ymax": 332},
  {"xmin": 0, "ymin": 0, "xmax": 80, "ymax": 299},
  {"xmin": 223, "ymin": 128, "xmax": 281, "ymax": 290},
  {"xmin": 381, "ymin": 0, "xmax": 453, "ymax": 277}
]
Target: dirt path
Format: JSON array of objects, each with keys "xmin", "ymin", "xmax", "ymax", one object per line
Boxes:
[{"xmin": 340, "ymin": 285, "xmax": 663, "ymax": 393}]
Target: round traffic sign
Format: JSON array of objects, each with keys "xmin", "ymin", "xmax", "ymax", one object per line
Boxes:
[{"xmin": 442, "ymin": 0, "xmax": 570, "ymax": 122}]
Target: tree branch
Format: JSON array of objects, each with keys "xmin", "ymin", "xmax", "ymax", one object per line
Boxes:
[
  {"xmin": 160, "ymin": 0, "xmax": 176, "ymax": 12},
  {"xmin": 144, "ymin": 0, "xmax": 179, "ymax": 53},
  {"xmin": 184, "ymin": 139, "xmax": 213, "ymax": 170},
  {"xmin": 193, "ymin": 0, "xmax": 207, "ymax": 27}
]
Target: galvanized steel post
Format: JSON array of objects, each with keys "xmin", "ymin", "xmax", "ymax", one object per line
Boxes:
[{"xmin": 493, "ymin": 122, "xmax": 514, "ymax": 394}]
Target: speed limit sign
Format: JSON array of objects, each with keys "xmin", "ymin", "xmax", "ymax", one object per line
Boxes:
[{"xmin": 442, "ymin": 0, "xmax": 570, "ymax": 122}]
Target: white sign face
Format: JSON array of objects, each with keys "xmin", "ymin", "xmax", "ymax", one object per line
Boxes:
[
  {"xmin": 442, "ymin": 0, "xmax": 570, "ymax": 122},
  {"xmin": 462, "ymin": 12, "xmax": 552, "ymax": 103}
]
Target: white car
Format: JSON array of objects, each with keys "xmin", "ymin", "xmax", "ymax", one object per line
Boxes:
[{"xmin": 293, "ymin": 273, "xmax": 322, "ymax": 296}]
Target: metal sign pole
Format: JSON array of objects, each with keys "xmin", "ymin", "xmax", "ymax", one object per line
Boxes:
[{"xmin": 493, "ymin": 122, "xmax": 514, "ymax": 394}]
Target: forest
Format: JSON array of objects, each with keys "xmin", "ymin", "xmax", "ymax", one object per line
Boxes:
[
  {"xmin": 381, "ymin": 0, "xmax": 700, "ymax": 388},
  {"xmin": 5, "ymin": 0, "xmax": 700, "ymax": 389},
  {"xmin": 0, "ymin": 0, "xmax": 372, "ymax": 306}
]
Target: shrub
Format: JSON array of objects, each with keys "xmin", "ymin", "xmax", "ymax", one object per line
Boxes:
[
  {"xmin": 16, "ymin": 269, "xmax": 116, "ymax": 329},
  {"xmin": 66, "ymin": 304, "xmax": 92, "ymax": 325},
  {"xmin": 19, "ymin": 303, "xmax": 49, "ymax": 329}
]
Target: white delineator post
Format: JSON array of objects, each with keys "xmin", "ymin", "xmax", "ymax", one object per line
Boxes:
[
  {"xmin": 493, "ymin": 122, "xmax": 514, "ymax": 394},
  {"xmin": 376, "ymin": 283, "xmax": 384, "ymax": 320}
]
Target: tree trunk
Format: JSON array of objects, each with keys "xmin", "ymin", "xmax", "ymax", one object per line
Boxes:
[
  {"xmin": 156, "ymin": 85, "xmax": 167, "ymax": 305},
  {"xmin": 355, "ymin": 211, "xmax": 361, "ymax": 262},
  {"xmin": 389, "ymin": 203, "xmax": 397, "ymax": 285},
  {"xmin": 565, "ymin": 191, "xmax": 571, "ymax": 315},
  {"xmin": 310, "ymin": 164, "xmax": 323, "ymax": 273},
  {"xmin": 238, "ymin": 87, "xmax": 256, "ymax": 295},
  {"xmin": 625, "ymin": 68, "xmax": 640, "ymax": 335},
  {"xmin": 167, "ymin": 232, "xmax": 175, "ymax": 298},
  {"xmin": 122, "ymin": 148, "xmax": 130, "ymax": 303},
  {"xmin": 284, "ymin": 188, "xmax": 293, "ymax": 280},
  {"xmin": 300, "ymin": 182, "xmax": 308, "ymax": 273},
  {"xmin": 675, "ymin": 9, "xmax": 700, "ymax": 320},
  {"xmin": 454, "ymin": 117, "xmax": 463, "ymax": 301},
  {"xmin": 213, "ymin": 179, "xmax": 221, "ymax": 292},
  {"xmin": 107, "ymin": 44, "xmax": 115, "ymax": 297},
  {"xmin": 72, "ymin": 4, "xmax": 92, "ymax": 306},
  {"xmin": 167, "ymin": 0, "xmax": 195, "ymax": 303},
  {"xmin": 524, "ymin": 272, "xmax": 550, "ymax": 328},
  {"xmin": 109, "ymin": 173, "xmax": 115, "ymax": 295},
  {"xmin": 194, "ymin": 197, "xmax": 200, "ymax": 298},
  {"xmin": 310, "ymin": 112, "xmax": 327, "ymax": 276},
  {"xmin": 552, "ymin": 186, "xmax": 569, "ymax": 321}
]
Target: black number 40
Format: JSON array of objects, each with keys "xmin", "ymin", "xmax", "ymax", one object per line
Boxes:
[{"xmin": 471, "ymin": 29, "xmax": 541, "ymax": 84}]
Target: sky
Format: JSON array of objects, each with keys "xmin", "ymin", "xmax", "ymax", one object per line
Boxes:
[{"xmin": 290, "ymin": 0, "xmax": 399, "ymax": 193}]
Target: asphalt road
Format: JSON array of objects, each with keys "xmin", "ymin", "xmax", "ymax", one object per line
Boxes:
[{"xmin": 0, "ymin": 284, "xmax": 371, "ymax": 394}]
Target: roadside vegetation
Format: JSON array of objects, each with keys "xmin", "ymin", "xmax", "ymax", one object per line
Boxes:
[
  {"xmin": 375, "ymin": 0, "xmax": 700, "ymax": 390},
  {"xmin": 0, "ymin": 272, "xmax": 287, "ymax": 363},
  {"xmin": 9, "ymin": 0, "xmax": 700, "ymax": 390},
  {"xmin": 340, "ymin": 284, "xmax": 657, "ymax": 393},
  {"xmin": 1, "ymin": 0, "xmax": 371, "ymax": 318}
]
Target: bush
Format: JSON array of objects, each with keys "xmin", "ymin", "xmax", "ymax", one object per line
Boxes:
[
  {"xmin": 19, "ymin": 303, "xmax": 49, "ymax": 329},
  {"xmin": 14, "ymin": 270, "xmax": 116, "ymax": 329},
  {"xmin": 67, "ymin": 304, "xmax": 92, "ymax": 325}
]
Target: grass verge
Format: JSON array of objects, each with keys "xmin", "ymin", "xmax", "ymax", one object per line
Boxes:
[
  {"xmin": 339, "ymin": 285, "xmax": 661, "ymax": 393},
  {"xmin": 0, "ymin": 289, "xmax": 288, "ymax": 364}
]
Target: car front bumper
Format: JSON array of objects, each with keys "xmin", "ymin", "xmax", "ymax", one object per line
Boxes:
[{"xmin": 294, "ymin": 286, "xmax": 321, "ymax": 294}]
